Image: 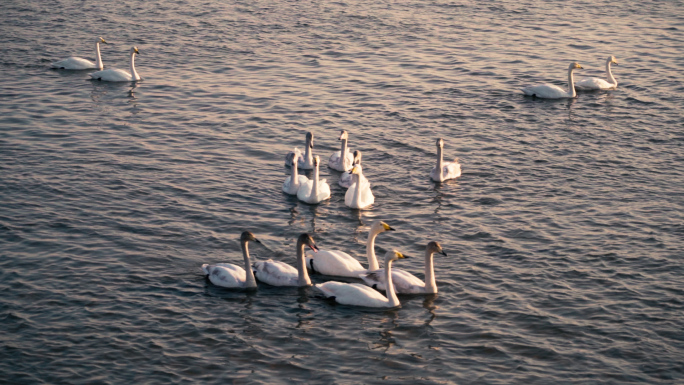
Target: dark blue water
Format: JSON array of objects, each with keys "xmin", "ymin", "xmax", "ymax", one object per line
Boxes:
[{"xmin": 1, "ymin": 0, "xmax": 683, "ymax": 383}]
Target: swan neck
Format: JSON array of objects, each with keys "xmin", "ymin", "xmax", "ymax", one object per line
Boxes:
[
  {"xmin": 340, "ymin": 138, "xmax": 348, "ymax": 165},
  {"xmin": 95, "ymin": 42, "xmax": 103, "ymax": 70},
  {"xmin": 130, "ymin": 51, "xmax": 139, "ymax": 81},
  {"xmin": 304, "ymin": 142, "xmax": 313, "ymax": 166},
  {"xmin": 385, "ymin": 259, "xmax": 400, "ymax": 307},
  {"xmin": 606, "ymin": 60, "xmax": 617, "ymax": 86},
  {"xmin": 312, "ymin": 165, "xmax": 319, "ymax": 197},
  {"xmin": 436, "ymin": 146, "xmax": 444, "ymax": 178},
  {"xmin": 424, "ymin": 250, "xmax": 437, "ymax": 293},
  {"xmin": 296, "ymin": 241, "xmax": 312, "ymax": 286},
  {"xmin": 242, "ymin": 240, "xmax": 257, "ymax": 288},
  {"xmin": 567, "ymin": 67, "xmax": 577, "ymax": 98},
  {"xmin": 365, "ymin": 230, "xmax": 380, "ymax": 271},
  {"xmin": 351, "ymin": 173, "xmax": 362, "ymax": 207}
]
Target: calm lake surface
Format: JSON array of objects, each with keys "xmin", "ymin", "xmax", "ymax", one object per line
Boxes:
[{"xmin": 1, "ymin": 0, "xmax": 683, "ymax": 383}]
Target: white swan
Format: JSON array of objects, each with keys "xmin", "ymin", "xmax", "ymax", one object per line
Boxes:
[
  {"xmin": 51, "ymin": 37, "xmax": 107, "ymax": 70},
  {"xmin": 316, "ymin": 250, "xmax": 408, "ymax": 308},
  {"xmin": 521, "ymin": 62, "xmax": 583, "ymax": 99},
  {"xmin": 305, "ymin": 220, "xmax": 395, "ymax": 277},
  {"xmin": 360, "ymin": 241, "xmax": 446, "ymax": 294},
  {"xmin": 201, "ymin": 231, "xmax": 259, "ymax": 289},
  {"xmin": 339, "ymin": 150, "xmax": 367, "ymax": 188},
  {"xmin": 282, "ymin": 148, "xmax": 309, "ymax": 195},
  {"xmin": 345, "ymin": 165, "xmax": 374, "ymax": 209},
  {"xmin": 297, "ymin": 156, "xmax": 331, "ymax": 204},
  {"xmin": 575, "ymin": 56, "xmax": 619, "ymax": 90},
  {"xmin": 328, "ymin": 130, "xmax": 354, "ymax": 172},
  {"xmin": 90, "ymin": 46, "xmax": 141, "ymax": 82},
  {"xmin": 430, "ymin": 138, "xmax": 461, "ymax": 182},
  {"xmin": 253, "ymin": 233, "xmax": 317, "ymax": 286},
  {"xmin": 285, "ymin": 132, "xmax": 314, "ymax": 170}
]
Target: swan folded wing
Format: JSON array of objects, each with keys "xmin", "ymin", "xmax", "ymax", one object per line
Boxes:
[
  {"xmin": 52, "ymin": 57, "xmax": 96, "ymax": 70},
  {"xmin": 305, "ymin": 249, "xmax": 365, "ymax": 277},
  {"xmin": 576, "ymin": 77, "xmax": 614, "ymax": 90},
  {"xmin": 202, "ymin": 264, "xmax": 246, "ymax": 288},
  {"xmin": 253, "ymin": 260, "xmax": 298, "ymax": 286},
  {"xmin": 360, "ymin": 268, "xmax": 425, "ymax": 294},
  {"xmin": 316, "ymin": 281, "xmax": 391, "ymax": 307},
  {"xmin": 443, "ymin": 161, "xmax": 462, "ymax": 180},
  {"xmin": 521, "ymin": 84, "xmax": 567, "ymax": 99},
  {"xmin": 90, "ymin": 69, "xmax": 133, "ymax": 82}
]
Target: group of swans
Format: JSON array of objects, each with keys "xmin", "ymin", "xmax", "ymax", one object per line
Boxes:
[
  {"xmin": 284, "ymin": 130, "xmax": 375, "ymax": 209},
  {"xmin": 201, "ymin": 221, "xmax": 447, "ymax": 308},
  {"xmin": 521, "ymin": 56, "xmax": 619, "ymax": 99},
  {"xmin": 51, "ymin": 37, "xmax": 142, "ymax": 82}
]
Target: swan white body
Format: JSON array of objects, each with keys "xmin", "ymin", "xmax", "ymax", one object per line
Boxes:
[
  {"xmin": 328, "ymin": 130, "xmax": 354, "ymax": 172},
  {"xmin": 521, "ymin": 62, "xmax": 583, "ymax": 99},
  {"xmin": 286, "ymin": 132, "xmax": 314, "ymax": 169},
  {"xmin": 305, "ymin": 221, "xmax": 394, "ymax": 277},
  {"xmin": 360, "ymin": 241, "xmax": 446, "ymax": 294},
  {"xmin": 253, "ymin": 233, "xmax": 317, "ymax": 287},
  {"xmin": 576, "ymin": 56, "xmax": 619, "ymax": 90},
  {"xmin": 430, "ymin": 138, "xmax": 461, "ymax": 182},
  {"xmin": 316, "ymin": 251, "xmax": 407, "ymax": 308},
  {"xmin": 201, "ymin": 232, "xmax": 259, "ymax": 289},
  {"xmin": 90, "ymin": 46, "xmax": 141, "ymax": 82},
  {"xmin": 51, "ymin": 37, "xmax": 107, "ymax": 70},
  {"xmin": 345, "ymin": 166, "xmax": 374, "ymax": 209},
  {"xmin": 339, "ymin": 151, "xmax": 367, "ymax": 188},
  {"xmin": 297, "ymin": 156, "xmax": 331, "ymax": 204},
  {"xmin": 283, "ymin": 148, "xmax": 309, "ymax": 195}
]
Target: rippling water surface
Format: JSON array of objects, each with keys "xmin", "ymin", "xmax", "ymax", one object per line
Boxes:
[{"xmin": 1, "ymin": 0, "xmax": 683, "ymax": 383}]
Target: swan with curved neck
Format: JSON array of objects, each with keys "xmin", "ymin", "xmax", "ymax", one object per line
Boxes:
[
  {"xmin": 201, "ymin": 231, "xmax": 259, "ymax": 289},
  {"xmin": 297, "ymin": 156, "xmax": 331, "ymax": 204},
  {"xmin": 253, "ymin": 233, "xmax": 318, "ymax": 286},
  {"xmin": 521, "ymin": 62, "xmax": 583, "ymax": 99},
  {"xmin": 316, "ymin": 250, "xmax": 408, "ymax": 308},
  {"xmin": 285, "ymin": 132, "xmax": 314, "ymax": 169},
  {"xmin": 52, "ymin": 37, "xmax": 107, "ymax": 70},
  {"xmin": 345, "ymin": 165, "xmax": 374, "ymax": 209},
  {"xmin": 360, "ymin": 241, "xmax": 446, "ymax": 294},
  {"xmin": 305, "ymin": 221, "xmax": 395, "ymax": 277},
  {"xmin": 282, "ymin": 148, "xmax": 309, "ymax": 195},
  {"xmin": 328, "ymin": 130, "xmax": 354, "ymax": 172},
  {"xmin": 339, "ymin": 150, "xmax": 365, "ymax": 188},
  {"xmin": 430, "ymin": 138, "xmax": 461, "ymax": 182},
  {"xmin": 575, "ymin": 56, "xmax": 619, "ymax": 90},
  {"xmin": 90, "ymin": 46, "xmax": 141, "ymax": 82}
]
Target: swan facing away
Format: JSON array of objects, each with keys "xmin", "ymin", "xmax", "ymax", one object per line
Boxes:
[
  {"xmin": 285, "ymin": 132, "xmax": 314, "ymax": 170},
  {"xmin": 328, "ymin": 130, "xmax": 354, "ymax": 172},
  {"xmin": 90, "ymin": 46, "xmax": 141, "ymax": 82},
  {"xmin": 253, "ymin": 233, "xmax": 318, "ymax": 287},
  {"xmin": 51, "ymin": 37, "xmax": 107, "ymax": 70},
  {"xmin": 360, "ymin": 241, "xmax": 446, "ymax": 294},
  {"xmin": 297, "ymin": 156, "xmax": 331, "ymax": 204},
  {"xmin": 575, "ymin": 56, "xmax": 619, "ymax": 91},
  {"xmin": 201, "ymin": 231, "xmax": 259, "ymax": 289},
  {"xmin": 339, "ymin": 150, "xmax": 365, "ymax": 188},
  {"xmin": 282, "ymin": 148, "xmax": 309, "ymax": 195},
  {"xmin": 430, "ymin": 138, "xmax": 461, "ymax": 182},
  {"xmin": 316, "ymin": 250, "xmax": 408, "ymax": 308},
  {"xmin": 521, "ymin": 62, "xmax": 583, "ymax": 99},
  {"xmin": 345, "ymin": 165, "xmax": 374, "ymax": 209},
  {"xmin": 305, "ymin": 220, "xmax": 395, "ymax": 277}
]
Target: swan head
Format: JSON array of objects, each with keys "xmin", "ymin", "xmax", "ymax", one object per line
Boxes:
[
  {"xmin": 240, "ymin": 231, "xmax": 261, "ymax": 244},
  {"xmin": 384, "ymin": 250, "xmax": 409, "ymax": 263},
  {"xmin": 131, "ymin": 46, "xmax": 140, "ymax": 55},
  {"xmin": 306, "ymin": 132, "xmax": 314, "ymax": 148},
  {"xmin": 313, "ymin": 155, "xmax": 320, "ymax": 168},
  {"xmin": 353, "ymin": 150, "xmax": 362, "ymax": 165},
  {"xmin": 298, "ymin": 233, "xmax": 318, "ymax": 253},
  {"xmin": 371, "ymin": 220, "xmax": 395, "ymax": 234},
  {"xmin": 350, "ymin": 165, "xmax": 362, "ymax": 175},
  {"xmin": 436, "ymin": 138, "xmax": 444, "ymax": 148},
  {"xmin": 338, "ymin": 130, "xmax": 349, "ymax": 140},
  {"xmin": 569, "ymin": 62, "xmax": 583, "ymax": 70},
  {"xmin": 427, "ymin": 241, "xmax": 447, "ymax": 256},
  {"xmin": 609, "ymin": 56, "xmax": 618, "ymax": 65},
  {"xmin": 98, "ymin": 37, "xmax": 108, "ymax": 44}
]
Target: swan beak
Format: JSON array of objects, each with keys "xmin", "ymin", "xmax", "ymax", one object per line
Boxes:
[
  {"xmin": 254, "ymin": 238, "xmax": 262, "ymax": 244},
  {"xmin": 439, "ymin": 250, "xmax": 447, "ymax": 256},
  {"xmin": 398, "ymin": 253, "xmax": 409, "ymax": 259},
  {"xmin": 309, "ymin": 244, "xmax": 319, "ymax": 253}
]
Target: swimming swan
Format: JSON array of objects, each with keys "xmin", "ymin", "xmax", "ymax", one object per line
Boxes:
[
  {"xmin": 328, "ymin": 130, "xmax": 354, "ymax": 172},
  {"xmin": 360, "ymin": 241, "xmax": 446, "ymax": 294},
  {"xmin": 316, "ymin": 250, "xmax": 408, "ymax": 308},
  {"xmin": 339, "ymin": 150, "xmax": 366, "ymax": 188},
  {"xmin": 430, "ymin": 138, "xmax": 461, "ymax": 182},
  {"xmin": 282, "ymin": 148, "xmax": 309, "ymax": 195},
  {"xmin": 521, "ymin": 62, "xmax": 583, "ymax": 99},
  {"xmin": 253, "ymin": 233, "xmax": 318, "ymax": 286},
  {"xmin": 285, "ymin": 132, "xmax": 314, "ymax": 169},
  {"xmin": 297, "ymin": 156, "xmax": 331, "ymax": 204},
  {"xmin": 305, "ymin": 220, "xmax": 395, "ymax": 277},
  {"xmin": 345, "ymin": 165, "xmax": 374, "ymax": 209},
  {"xmin": 51, "ymin": 37, "xmax": 107, "ymax": 70},
  {"xmin": 90, "ymin": 46, "xmax": 141, "ymax": 82},
  {"xmin": 201, "ymin": 231, "xmax": 259, "ymax": 289},
  {"xmin": 575, "ymin": 56, "xmax": 619, "ymax": 90}
]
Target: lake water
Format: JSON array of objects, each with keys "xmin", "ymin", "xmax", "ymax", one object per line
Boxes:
[{"xmin": 1, "ymin": 0, "xmax": 683, "ymax": 383}]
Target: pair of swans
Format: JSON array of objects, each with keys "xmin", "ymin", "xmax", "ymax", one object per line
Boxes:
[
  {"xmin": 521, "ymin": 56, "xmax": 619, "ymax": 99},
  {"xmin": 51, "ymin": 37, "xmax": 108, "ymax": 70},
  {"xmin": 202, "ymin": 232, "xmax": 318, "ymax": 289},
  {"xmin": 285, "ymin": 132, "xmax": 314, "ymax": 169},
  {"xmin": 52, "ymin": 38, "xmax": 142, "ymax": 82},
  {"xmin": 430, "ymin": 138, "xmax": 461, "ymax": 182}
]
